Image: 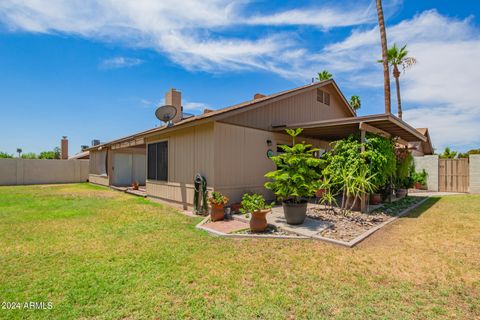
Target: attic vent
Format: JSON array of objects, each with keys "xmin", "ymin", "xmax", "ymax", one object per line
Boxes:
[{"xmin": 316, "ymin": 89, "xmax": 330, "ymax": 106}]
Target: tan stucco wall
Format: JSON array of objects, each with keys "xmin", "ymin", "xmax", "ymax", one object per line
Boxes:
[
  {"xmin": 221, "ymin": 84, "xmax": 353, "ymax": 130},
  {"xmin": 145, "ymin": 123, "xmax": 214, "ymax": 205},
  {"xmin": 414, "ymin": 155, "xmax": 439, "ymax": 191},
  {"xmin": 0, "ymin": 159, "xmax": 89, "ymax": 186},
  {"xmin": 469, "ymin": 154, "xmax": 480, "ymax": 194},
  {"xmin": 213, "ymin": 122, "xmax": 328, "ymax": 203}
]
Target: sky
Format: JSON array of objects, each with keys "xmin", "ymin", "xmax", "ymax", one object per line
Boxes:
[{"xmin": 0, "ymin": 0, "xmax": 479, "ymax": 155}]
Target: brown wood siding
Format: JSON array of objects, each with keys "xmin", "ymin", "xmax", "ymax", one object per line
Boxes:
[
  {"xmin": 213, "ymin": 122, "xmax": 328, "ymax": 203},
  {"xmin": 220, "ymin": 84, "xmax": 352, "ymax": 131},
  {"xmin": 145, "ymin": 123, "xmax": 214, "ymax": 206}
]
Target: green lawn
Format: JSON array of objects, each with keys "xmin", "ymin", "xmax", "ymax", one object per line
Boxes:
[{"xmin": 0, "ymin": 184, "xmax": 479, "ymax": 319}]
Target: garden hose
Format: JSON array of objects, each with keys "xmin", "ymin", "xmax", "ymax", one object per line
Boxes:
[{"xmin": 193, "ymin": 174, "xmax": 208, "ymax": 215}]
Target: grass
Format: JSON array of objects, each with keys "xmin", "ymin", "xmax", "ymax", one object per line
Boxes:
[{"xmin": 0, "ymin": 183, "xmax": 479, "ymax": 319}]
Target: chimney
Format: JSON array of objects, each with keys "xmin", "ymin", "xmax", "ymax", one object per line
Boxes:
[
  {"xmin": 61, "ymin": 136, "xmax": 68, "ymax": 160},
  {"xmin": 165, "ymin": 88, "xmax": 182, "ymax": 123},
  {"xmin": 254, "ymin": 93, "xmax": 266, "ymax": 100}
]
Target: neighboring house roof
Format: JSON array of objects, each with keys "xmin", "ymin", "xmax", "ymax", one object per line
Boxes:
[
  {"xmin": 68, "ymin": 151, "xmax": 90, "ymax": 160},
  {"xmin": 415, "ymin": 128, "xmax": 434, "ymax": 155},
  {"xmin": 87, "ymin": 80, "xmax": 355, "ymax": 151}
]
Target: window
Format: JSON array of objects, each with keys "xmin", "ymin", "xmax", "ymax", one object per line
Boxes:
[
  {"xmin": 316, "ymin": 89, "xmax": 330, "ymax": 106},
  {"xmin": 147, "ymin": 141, "xmax": 168, "ymax": 181}
]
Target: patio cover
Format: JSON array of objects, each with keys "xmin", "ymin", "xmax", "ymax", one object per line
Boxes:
[{"xmin": 273, "ymin": 114, "xmax": 427, "ymax": 144}]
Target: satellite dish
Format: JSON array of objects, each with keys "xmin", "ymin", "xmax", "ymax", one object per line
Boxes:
[{"xmin": 155, "ymin": 105, "xmax": 177, "ymax": 126}]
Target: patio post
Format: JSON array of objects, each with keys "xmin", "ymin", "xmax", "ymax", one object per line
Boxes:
[{"xmin": 360, "ymin": 130, "xmax": 367, "ymax": 212}]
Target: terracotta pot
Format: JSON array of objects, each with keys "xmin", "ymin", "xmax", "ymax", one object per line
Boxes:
[
  {"xmin": 249, "ymin": 209, "xmax": 270, "ymax": 232},
  {"xmin": 132, "ymin": 184, "xmax": 139, "ymax": 190},
  {"xmin": 210, "ymin": 204, "xmax": 225, "ymax": 221},
  {"xmin": 315, "ymin": 188, "xmax": 326, "ymax": 198},
  {"xmin": 230, "ymin": 203, "xmax": 243, "ymax": 214},
  {"xmin": 370, "ymin": 193, "xmax": 382, "ymax": 205},
  {"xmin": 396, "ymin": 188, "xmax": 408, "ymax": 198},
  {"xmin": 346, "ymin": 194, "xmax": 368, "ymax": 211},
  {"xmin": 414, "ymin": 182, "xmax": 426, "ymax": 190},
  {"xmin": 282, "ymin": 200, "xmax": 308, "ymax": 225}
]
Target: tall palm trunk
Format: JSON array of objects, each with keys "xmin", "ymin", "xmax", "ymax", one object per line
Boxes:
[
  {"xmin": 393, "ymin": 64, "xmax": 402, "ymax": 119},
  {"xmin": 376, "ymin": 0, "xmax": 391, "ymax": 114}
]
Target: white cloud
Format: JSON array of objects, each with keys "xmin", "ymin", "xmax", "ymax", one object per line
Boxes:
[
  {"xmin": 0, "ymin": 0, "xmax": 376, "ymax": 74},
  {"xmin": 183, "ymin": 101, "xmax": 209, "ymax": 113},
  {"xmin": 309, "ymin": 10, "xmax": 480, "ymax": 150},
  {"xmin": 101, "ymin": 57, "xmax": 143, "ymax": 69}
]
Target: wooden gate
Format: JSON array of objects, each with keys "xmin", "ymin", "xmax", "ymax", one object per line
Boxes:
[{"xmin": 439, "ymin": 158, "xmax": 469, "ymax": 192}]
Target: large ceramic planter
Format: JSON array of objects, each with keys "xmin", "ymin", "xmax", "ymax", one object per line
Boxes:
[
  {"xmin": 249, "ymin": 209, "xmax": 270, "ymax": 232},
  {"xmin": 210, "ymin": 204, "xmax": 225, "ymax": 221},
  {"xmin": 282, "ymin": 200, "xmax": 308, "ymax": 225},
  {"xmin": 370, "ymin": 193, "xmax": 382, "ymax": 205},
  {"xmin": 396, "ymin": 189, "xmax": 408, "ymax": 198}
]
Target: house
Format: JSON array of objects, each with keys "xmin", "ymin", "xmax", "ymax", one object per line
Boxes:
[
  {"xmin": 69, "ymin": 150, "xmax": 90, "ymax": 160},
  {"xmin": 87, "ymin": 80, "xmax": 431, "ymax": 208}
]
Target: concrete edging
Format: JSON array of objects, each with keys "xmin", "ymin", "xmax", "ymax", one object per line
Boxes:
[{"xmin": 195, "ymin": 197, "xmax": 430, "ymax": 247}]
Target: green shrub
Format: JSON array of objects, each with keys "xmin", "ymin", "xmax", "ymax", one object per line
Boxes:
[
  {"xmin": 240, "ymin": 193, "xmax": 273, "ymax": 217},
  {"xmin": 264, "ymin": 128, "xmax": 323, "ymax": 203}
]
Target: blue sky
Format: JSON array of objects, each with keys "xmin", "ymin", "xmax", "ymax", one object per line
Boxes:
[{"xmin": 0, "ymin": 0, "xmax": 479, "ymax": 155}]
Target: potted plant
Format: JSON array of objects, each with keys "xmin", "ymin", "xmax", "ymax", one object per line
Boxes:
[
  {"xmin": 132, "ymin": 181, "xmax": 139, "ymax": 190},
  {"xmin": 208, "ymin": 191, "xmax": 228, "ymax": 221},
  {"xmin": 412, "ymin": 169, "xmax": 428, "ymax": 190},
  {"xmin": 395, "ymin": 149, "xmax": 413, "ymax": 198},
  {"xmin": 240, "ymin": 193, "xmax": 273, "ymax": 232},
  {"xmin": 265, "ymin": 128, "xmax": 323, "ymax": 225}
]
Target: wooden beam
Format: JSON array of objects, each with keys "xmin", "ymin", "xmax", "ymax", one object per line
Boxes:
[
  {"xmin": 360, "ymin": 129, "xmax": 367, "ymax": 213},
  {"xmin": 359, "ymin": 122, "xmax": 391, "ymax": 138},
  {"xmin": 395, "ymin": 137, "xmax": 409, "ymax": 146}
]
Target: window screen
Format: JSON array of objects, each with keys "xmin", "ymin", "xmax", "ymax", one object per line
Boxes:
[{"xmin": 147, "ymin": 141, "xmax": 168, "ymax": 181}]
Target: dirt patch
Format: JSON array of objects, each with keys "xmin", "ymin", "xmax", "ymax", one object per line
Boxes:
[{"xmin": 308, "ymin": 196, "xmax": 426, "ymax": 242}]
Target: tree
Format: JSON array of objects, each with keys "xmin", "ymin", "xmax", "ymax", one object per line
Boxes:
[
  {"xmin": 39, "ymin": 147, "xmax": 61, "ymax": 160},
  {"xmin": 440, "ymin": 147, "xmax": 457, "ymax": 159},
  {"xmin": 316, "ymin": 70, "xmax": 332, "ymax": 81},
  {"xmin": 383, "ymin": 44, "xmax": 416, "ymax": 119},
  {"xmin": 458, "ymin": 148, "xmax": 480, "ymax": 158},
  {"xmin": 21, "ymin": 152, "xmax": 38, "ymax": 159},
  {"xmin": 16, "ymin": 148, "xmax": 22, "ymax": 158},
  {"xmin": 0, "ymin": 152, "xmax": 13, "ymax": 158},
  {"xmin": 349, "ymin": 95, "xmax": 361, "ymax": 111},
  {"xmin": 376, "ymin": 0, "xmax": 391, "ymax": 114}
]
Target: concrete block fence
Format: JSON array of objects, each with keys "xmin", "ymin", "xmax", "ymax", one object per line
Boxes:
[{"xmin": 0, "ymin": 159, "xmax": 89, "ymax": 186}]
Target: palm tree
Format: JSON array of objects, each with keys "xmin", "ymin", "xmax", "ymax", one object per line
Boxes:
[
  {"xmin": 349, "ymin": 95, "xmax": 361, "ymax": 111},
  {"xmin": 376, "ymin": 0, "xmax": 391, "ymax": 114},
  {"xmin": 16, "ymin": 148, "xmax": 22, "ymax": 158},
  {"xmin": 316, "ymin": 70, "xmax": 332, "ymax": 81},
  {"xmin": 385, "ymin": 44, "xmax": 416, "ymax": 119}
]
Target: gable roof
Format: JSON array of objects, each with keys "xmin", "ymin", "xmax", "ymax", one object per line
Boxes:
[
  {"xmin": 415, "ymin": 128, "xmax": 434, "ymax": 154},
  {"xmin": 88, "ymin": 80, "xmax": 355, "ymax": 150}
]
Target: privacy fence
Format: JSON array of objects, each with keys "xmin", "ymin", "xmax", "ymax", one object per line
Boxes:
[
  {"xmin": 414, "ymin": 154, "xmax": 480, "ymax": 193},
  {"xmin": 0, "ymin": 159, "xmax": 89, "ymax": 186}
]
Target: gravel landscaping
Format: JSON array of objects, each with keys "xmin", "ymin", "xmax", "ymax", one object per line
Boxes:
[{"xmin": 308, "ymin": 196, "xmax": 427, "ymax": 241}]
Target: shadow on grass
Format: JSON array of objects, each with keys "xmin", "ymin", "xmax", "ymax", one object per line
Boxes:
[{"xmin": 403, "ymin": 197, "xmax": 441, "ymax": 219}]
